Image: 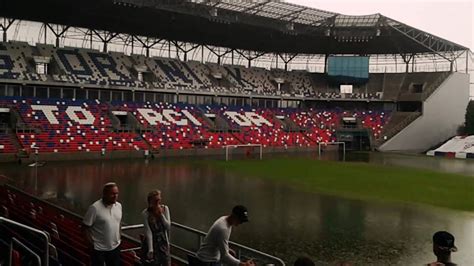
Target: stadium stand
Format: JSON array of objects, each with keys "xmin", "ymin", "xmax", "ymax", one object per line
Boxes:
[
  {"xmin": 0, "ymin": 98, "xmax": 149, "ymax": 153},
  {"xmin": 203, "ymin": 105, "xmax": 314, "ymax": 147},
  {"xmin": 0, "ymin": 97, "xmax": 392, "ymax": 153},
  {"xmin": 111, "ymin": 101, "xmax": 241, "ymax": 149},
  {"xmin": 0, "ymin": 133, "xmax": 17, "ymax": 154},
  {"xmin": 0, "ymin": 42, "xmax": 46, "ymax": 81},
  {"xmin": 0, "ymin": 41, "xmax": 451, "ymax": 102}
]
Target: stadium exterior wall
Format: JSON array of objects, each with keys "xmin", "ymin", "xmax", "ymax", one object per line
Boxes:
[{"xmin": 379, "ymin": 72, "xmax": 470, "ymax": 152}]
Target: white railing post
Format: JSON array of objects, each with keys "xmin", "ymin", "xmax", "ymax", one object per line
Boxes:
[{"xmin": 1, "ymin": 217, "xmax": 49, "ymax": 266}]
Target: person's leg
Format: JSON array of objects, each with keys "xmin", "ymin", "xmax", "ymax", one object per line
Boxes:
[
  {"xmin": 91, "ymin": 249, "xmax": 106, "ymax": 266},
  {"xmin": 104, "ymin": 247, "xmax": 121, "ymax": 266}
]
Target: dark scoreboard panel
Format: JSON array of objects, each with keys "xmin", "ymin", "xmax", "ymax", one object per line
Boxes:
[{"xmin": 327, "ymin": 56, "xmax": 369, "ymax": 80}]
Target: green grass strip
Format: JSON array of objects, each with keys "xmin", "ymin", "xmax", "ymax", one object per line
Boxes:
[{"xmin": 210, "ymin": 158, "xmax": 474, "ymax": 212}]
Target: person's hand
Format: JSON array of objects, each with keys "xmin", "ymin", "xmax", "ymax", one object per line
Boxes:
[
  {"xmin": 157, "ymin": 205, "xmax": 164, "ymax": 214},
  {"xmin": 147, "ymin": 251, "xmax": 154, "ymax": 260},
  {"xmin": 245, "ymin": 259, "xmax": 255, "ymax": 266}
]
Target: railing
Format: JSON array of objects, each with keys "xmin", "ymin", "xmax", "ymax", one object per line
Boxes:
[
  {"xmin": 10, "ymin": 237, "xmax": 42, "ymax": 266},
  {"xmin": 122, "ymin": 222, "xmax": 285, "ymax": 266},
  {"xmin": 3, "ymin": 184, "xmax": 142, "ymax": 264},
  {"xmin": 0, "ymin": 216, "xmax": 50, "ymax": 266}
]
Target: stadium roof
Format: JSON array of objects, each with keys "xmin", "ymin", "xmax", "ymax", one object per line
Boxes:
[{"xmin": 0, "ymin": 0, "xmax": 469, "ymax": 56}]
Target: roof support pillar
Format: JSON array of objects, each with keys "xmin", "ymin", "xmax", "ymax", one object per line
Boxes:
[
  {"xmin": 173, "ymin": 41, "xmax": 200, "ymax": 62},
  {"xmin": 91, "ymin": 30, "xmax": 119, "ymax": 53},
  {"xmin": 278, "ymin": 53, "xmax": 298, "ymax": 71},
  {"xmin": 400, "ymin": 54, "xmax": 414, "ymax": 73},
  {"xmin": 0, "ymin": 18, "xmax": 15, "ymax": 42},
  {"xmin": 134, "ymin": 36, "xmax": 162, "ymax": 58},
  {"xmin": 45, "ymin": 24, "xmax": 70, "ymax": 47},
  {"xmin": 324, "ymin": 54, "xmax": 329, "ymax": 74},
  {"xmin": 201, "ymin": 45, "xmax": 205, "ymax": 63},
  {"xmin": 89, "ymin": 30, "xmax": 93, "ymax": 49},
  {"xmin": 168, "ymin": 40, "xmax": 171, "ymax": 58},
  {"xmin": 206, "ymin": 46, "xmax": 233, "ymax": 65},
  {"xmin": 234, "ymin": 50, "xmax": 266, "ymax": 69}
]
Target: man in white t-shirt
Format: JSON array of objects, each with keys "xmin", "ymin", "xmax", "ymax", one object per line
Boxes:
[{"xmin": 83, "ymin": 182, "xmax": 122, "ymax": 266}]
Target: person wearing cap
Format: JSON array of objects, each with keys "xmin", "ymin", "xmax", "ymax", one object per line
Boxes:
[
  {"xmin": 428, "ymin": 231, "xmax": 458, "ymax": 266},
  {"xmin": 194, "ymin": 205, "xmax": 255, "ymax": 266}
]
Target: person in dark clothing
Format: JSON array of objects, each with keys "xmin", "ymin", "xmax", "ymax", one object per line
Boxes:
[
  {"xmin": 428, "ymin": 231, "xmax": 458, "ymax": 266},
  {"xmin": 294, "ymin": 257, "xmax": 315, "ymax": 266}
]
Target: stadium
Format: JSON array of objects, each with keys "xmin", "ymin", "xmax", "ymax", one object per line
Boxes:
[{"xmin": 0, "ymin": 0, "xmax": 473, "ymax": 265}]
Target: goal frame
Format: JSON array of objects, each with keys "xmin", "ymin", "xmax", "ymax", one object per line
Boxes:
[
  {"xmin": 225, "ymin": 144, "xmax": 263, "ymax": 161},
  {"xmin": 318, "ymin": 142, "xmax": 346, "ymax": 161}
]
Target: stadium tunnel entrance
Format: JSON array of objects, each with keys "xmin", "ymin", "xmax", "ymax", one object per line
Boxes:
[{"xmin": 336, "ymin": 129, "xmax": 372, "ymax": 151}]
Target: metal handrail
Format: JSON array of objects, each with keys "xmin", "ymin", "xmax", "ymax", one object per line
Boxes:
[
  {"xmin": 4, "ymin": 185, "xmax": 283, "ymax": 265},
  {"xmin": 123, "ymin": 222, "xmax": 285, "ymax": 266},
  {"xmin": 10, "ymin": 237, "xmax": 42, "ymax": 266},
  {"xmin": 1, "ymin": 216, "xmax": 49, "ymax": 266}
]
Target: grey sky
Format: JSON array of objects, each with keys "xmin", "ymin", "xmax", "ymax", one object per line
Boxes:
[{"xmin": 287, "ymin": 0, "xmax": 473, "ymax": 51}]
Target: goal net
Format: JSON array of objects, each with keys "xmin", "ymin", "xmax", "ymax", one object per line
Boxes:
[
  {"xmin": 318, "ymin": 142, "xmax": 346, "ymax": 161},
  {"xmin": 225, "ymin": 144, "xmax": 263, "ymax": 161}
]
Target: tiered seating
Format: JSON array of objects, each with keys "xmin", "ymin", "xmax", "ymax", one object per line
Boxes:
[
  {"xmin": 283, "ymin": 109, "xmax": 338, "ymax": 143},
  {"xmin": 283, "ymin": 109, "xmax": 391, "ymax": 141},
  {"xmin": 49, "ymin": 46, "xmax": 141, "ymax": 87},
  {"xmin": 0, "ymin": 41, "xmax": 46, "ymax": 81},
  {"xmin": 366, "ymin": 73, "xmax": 384, "ymax": 94},
  {"xmin": 222, "ymin": 65, "xmax": 254, "ymax": 92},
  {"xmin": 206, "ymin": 63, "xmax": 248, "ymax": 94},
  {"xmin": 186, "ymin": 60, "xmax": 215, "ymax": 87},
  {"xmin": 400, "ymin": 72, "xmax": 448, "ymax": 94},
  {"xmin": 356, "ymin": 110, "xmax": 390, "ymax": 139},
  {"xmin": 381, "ymin": 73, "xmax": 405, "ymax": 100},
  {"xmin": 0, "ymin": 133, "xmax": 17, "ymax": 153},
  {"xmin": 231, "ymin": 65, "xmax": 277, "ymax": 95},
  {"xmin": 108, "ymin": 51, "xmax": 146, "ymax": 87},
  {"xmin": 11, "ymin": 98, "xmax": 148, "ymax": 153},
  {"xmin": 111, "ymin": 101, "xmax": 240, "ymax": 149},
  {"xmin": 315, "ymin": 92, "xmax": 382, "ymax": 100},
  {"xmin": 271, "ymin": 69, "xmax": 315, "ymax": 97},
  {"xmin": 0, "ymin": 97, "xmax": 393, "ymax": 152},
  {"xmin": 142, "ymin": 57, "xmax": 206, "ymax": 91},
  {"xmin": 0, "ymin": 185, "xmax": 139, "ymax": 265},
  {"xmin": 1, "ymin": 42, "xmax": 452, "ymax": 101},
  {"xmin": 204, "ymin": 105, "xmax": 313, "ymax": 147}
]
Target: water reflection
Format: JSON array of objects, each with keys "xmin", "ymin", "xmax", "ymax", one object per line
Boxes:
[{"xmin": 0, "ymin": 153, "xmax": 473, "ymax": 265}]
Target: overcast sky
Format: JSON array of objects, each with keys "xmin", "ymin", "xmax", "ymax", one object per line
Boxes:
[{"xmin": 287, "ymin": 0, "xmax": 473, "ymax": 51}]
